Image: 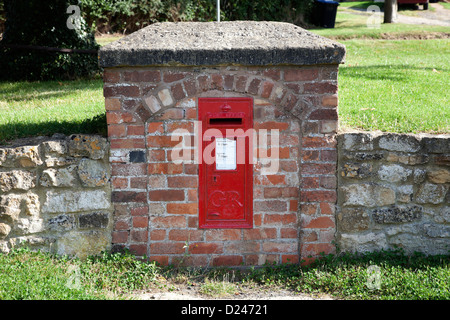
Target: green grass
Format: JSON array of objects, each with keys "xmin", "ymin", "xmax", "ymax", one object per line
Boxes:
[
  {"xmin": 440, "ymin": 2, "xmax": 450, "ymax": 10},
  {"xmin": 312, "ymin": 7, "xmax": 450, "ymax": 40},
  {"xmin": 336, "ymin": 39, "xmax": 450, "ymax": 133},
  {"xmin": 0, "ymin": 78, "xmax": 106, "ymax": 144},
  {"xmin": 1, "ymin": 248, "xmax": 449, "ymax": 300}
]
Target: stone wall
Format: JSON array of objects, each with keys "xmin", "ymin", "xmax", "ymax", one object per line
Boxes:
[
  {"xmin": 0, "ymin": 134, "xmax": 113, "ymax": 258},
  {"xmin": 336, "ymin": 132, "xmax": 450, "ymax": 255}
]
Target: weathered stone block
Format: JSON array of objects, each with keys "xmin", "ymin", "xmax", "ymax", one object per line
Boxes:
[
  {"xmin": 68, "ymin": 134, "xmax": 108, "ymax": 160},
  {"xmin": 397, "ymin": 185, "xmax": 414, "ymax": 203},
  {"xmin": 0, "ymin": 194, "xmax": 23, "ymax": 222},
  {"xmin": 340, "ymin": 162, "xmax": 372, "ymax": 179},
  {"xmin": 338, "ymin": 232, "xmax": 387, "ymax": 253},
  {"xmin": 16, "ymin": 217, "xmax": 44, "ymax": 235},
  {"xmin": 372, "ymin": 205, "xmax": 422, "ymax": 224},
  {"xmin": 428, "ymin": 169, "xmax": 450, "ymax": 184},
  {"xmin": 42, "ymin": 140, "xmax": 68, "ymax": 155},
  {"xmin": 424, "ymin": 224, "xmax": 450, "ymax": 238},
  {"xmin": 48, "ymin": 215, "xmax": 76, "ymax": 231},
  {"xmin": 56, "ymin": 230, "xmax": 111, "ymax": 259},
  {"xmin": 77, "ymin": 159, "xmax": 109, "ymax": 187},
  {"xmin": 12, "ymin": 145, "xmax": 42, "ymax": 167},
  {"xmin": 378, "ymin": 164, "xmax": 412, "ymax": 183},
  {"xmin": 0, "ymin": 223, "xmax": 11, "ymax": 239},
  {"xmin": 42, "ymin": 190, "xmax": 110, "ymax": 213},
  {"xmin": 341, "ymin": 133, "xmax": 373, "ymax": 151},
  {"xmin": 40, "ymin": 165, "xmax": 77, "ymax": 187},
  {"xmin": 337, "ymin": 208, "xmax": 369, "ymax": 232},
  {"xmin": 378, "ymin": 134, "xmax": 421, "ymax": 153},
  {"xmin": 79, "ymin": 212, "xmax": 109, "ymax": 229},
  {"xmin": 422, "ymin": 136, "xmax": 450, "ymax": 154},
  {"xmin": 416, "ymin": 183, "xmax": 448, "ymax": 204},
  {"xmin": 341, "ymin": 183, "xmax": 395, "ymax": 207},
  {"xmin": 0, "ymin": 170, "xmax": 36, "ymax": 192}
]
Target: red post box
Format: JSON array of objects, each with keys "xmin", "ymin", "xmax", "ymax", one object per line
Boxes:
[{"xmin": 198, "ymin": 97, "xmax": 253, "ymax": 229}]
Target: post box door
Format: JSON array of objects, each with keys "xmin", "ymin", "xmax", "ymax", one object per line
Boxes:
[{"xmin": 198, "ymin": 97, "xmax": 253, "ymax": 229}]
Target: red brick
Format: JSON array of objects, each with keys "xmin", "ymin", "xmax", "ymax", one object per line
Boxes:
[
  {"xmin": 166, "ymin": 121, "xmax": 194, "ymax": 133},
  {"xmin": 263, "ymin": 213, "xmax": 296, "ymax": 225},
  {"xmin": 131, "ymin": 206, "xmax": 149, "ymax": 216},
  {"xmin": 112, "ymin": 177, "xmax": 128, "ymax": 189},
  {"xmin": 282, "ymin": 255, "xmax": 299, "ymax": 264},
  {"xmin": 205, "ymin": 229, "xmax": 242, "ymax": 241},
  {"xmin": 303, "ymin": 216, "xmax": 335, "ymax": 229},
  {"xmin": 123, "ymin": 70, "xmax": 160, "ymax": 82},
  {"xmin": 320, "ymin": 202, "xmax": 335, "ymax": 215},
  {"xmin": 183, "ymin": 78, "xmax": 197, "ymax": 96},
  {"xmin": 155, "ymin": 108, "xmax": 184, "ymax": 120},
  {"xmin": 308, "ymin": 108, "xmax": 338, "ymax": 120},
  {"xmin": 131, "ymin": 229, "xmax": 148, "ymax": 242},
  {"xmin": 301, "ymin": 163, "xmax": 335, "ymax": 175},
  {"xmin": 103, "ymin": 70, "xmax": 120, "ymax": 83},
  {"xmin": 171, "ymin": 82, "xmax": 186, "ymax": 100},
  {"xmin": 320, "ymin": 176, "xmax": 337, "ymax": 189},
  {"xmin": 188, "ymin": 189, "xmax": 198, "ymax": 201},
  {"xmin": 112, "ymin": 231, "xmax": 128, "ymax": 244},
  {"xmin": 185, "ymin": 108, "xmax": 197, "ymax": 119},
  {"xmin": 279, "ymin": 134, "xmax": 299, "ymax": 146},
  {"xmin": 150, "ymin": 229, "xmax": 166, "ymax": 240},
  {"xmin": 248, "ymin": 78, "xmax": 262, "ymax": 95},
  {"xmin": 112, "ymin": 163, "xmax": 147, "ymax": 176},
  {"xmin": 235, "ymin": 75, "xmax": 248, "ymax": 92},
  {"xmin": 303, "ymin": 82, "xmax": 337, "ymax": 94},
  {"xmin": 211, "ymin": 74, "xmax": 223, "ymax": 90},
  {"xmin": 189, "ymin": 243, "xmax": 223, "ymax": 255},
  {"xmin": 128, "ymin": 125, "xmax": 145, "ymax": 136},
  {"xmin": 106, "ymin": 111, "xmax": 134, "ymax": 124},
  {"xmin": 110, "ymin": 138, "xmax": 145, "ymax": 149},
  {"xmin": 301, "ymin": 203, "xmax": 319, "ymax": 215},
  {"xmin": 262, "ymin": 242, "xmax": 297, "ymax": 253},
  {"xmin": 301, "ymin": 150, "xmax": 320, "ymax": 162},
  {"xmin": 280, "ymin": 160, "xmax": 298, "ymax": 172},
  {"xmin": 266, "ymin": 175, "xmax": 286, "ymax": 185},
  {"xmin": 301, "ymin": 243, "xmax": 335, "ymax": 257},
  {"xmin": 146, "ymin": 135, "xmax": 182, "ymax": 148},
  {"xmin": 132, "ymin": 216, "xmax": 149, "ymax": 229},
  {"xmin": 149, "ymin": 189, "xmax": 185, "ymax": 201},
  {"xmin": 108, "ymin": 125, "xmax": 127, "ymax": 138},
  {"xmin": 112, "ymin": 191, "xmax": 147, "ymax": 203},
  {"xmin": 289, "ymin": 200, "xmax": 298, "ymax": 212},
  {"xmin": 322, "ymin": 95, "xmax": 338, "ymax": 107},
  {"xmin": 103, "ymin": 85, "xmax": 140, "ymax": 98},
  {"xmin": 212, "ymin": 256, "xmax": 243, "ymax": 266},
  {"xmin": 302, "ymin": 177, "xmax": 320, "ymax": 189},
  {"xmin": 284, "ymin": 68, "xmax": 318, "ymax": 82},
  {"xmin": 114, "ymin": 220, "xmax": 129, "ymax": 231},
  {"xmin": 300, "ymin": 191, "xmax": 336, "ymax": 202},
  {"xmin": 150, "ymin": 242, "xmax": 185, "ymax": 254},
  {"xmin": 254, "ymin": 121, "xmax": 289, "ymax": 131},
  {"xmin": 163, "ymin": 71, "xmax": 189, "ymax": 83},
  {"xmin": 263, "ymin": 187, "xmax": 282, "ymax": 198},
  {"xmin": 243, "ymin": 228, "xmax": 277, "ymax": 240},
  {"xmin": 255, "ymin": 200, "xmax": 287, "ymax": 212},
  {"xmin": 197, "ymin": 75, "xmax": 210, "ymax": 92},
  {"xmin": 260, "ymin": 81, "xmax": 274, "ymax": 98},
  {"xmin": 167, "ymin": 176, "xmax": 198, "ymax": 188},
  {"xmin": 129, "ymin": 244, "xmax": 147, "ymax": 256},
  {"xmin": 166, "ymin": 203, "xmax": 198, "ymax": 215},
  {"xmin": 147, "ymin": 122, "xmax": 164, "ymax": 134},
  {"xmin": 105, "ymin": 98, "xmax": 121, "ymax": 111},
  {"xmin": 302, "ymin": 136, "xmax": 336, "ymax": 148},
  {"xmin": 263, "ymin": 69, "xmax": 281, "ymax": 81},
  {"xmin": 169, "ymin": 229, "xmax": 202, "ymax": 241},
  {"xmin": 130, "ymin": 177, "xmax": 147, "ymax": 189},
  {"xmin": 147, "ymin": 149, "xmax": 165, "ymax": 161},
  {"xmin": 148, "ymin": 255, "xmax": 169, "ymax": 266},
  {"xmin": 151, "ymin": 216, "xmax": 186, "ymax": 228},
  {"xmin": 281, "ymin": 228, "xmax": 297, "ymax": 239}
]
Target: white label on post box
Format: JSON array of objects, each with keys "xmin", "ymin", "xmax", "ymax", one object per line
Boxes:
[{"xmin": 216, "ymin": 138, "xmax": 236, "ymax": 170}]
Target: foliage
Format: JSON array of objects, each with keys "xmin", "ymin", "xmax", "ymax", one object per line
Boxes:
[
  {"xmin": 0, "ymin": 0, "xmax": 100, "ymax": 81},
  {"xmin": 78, "ymin": 0, "xmax": 314, "ymax": 34}
]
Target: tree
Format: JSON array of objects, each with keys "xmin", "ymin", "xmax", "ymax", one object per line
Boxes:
[
  {"xmin": 384, "ymin": 0, "xmax": 398, "ymax": 23},
  {"xmin": 0, "ymin": 0, "xmax": 99, "ymax": 81}
]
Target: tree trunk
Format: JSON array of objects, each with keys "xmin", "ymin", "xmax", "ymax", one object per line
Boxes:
[{"xmin": 384, "ymin": 0, "xmax": 398, "ymax": 23}]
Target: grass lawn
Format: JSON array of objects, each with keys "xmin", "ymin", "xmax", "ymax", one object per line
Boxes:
[{"xmin": 1, "ymin": 248, "xmax": 449, "ymax": 300}]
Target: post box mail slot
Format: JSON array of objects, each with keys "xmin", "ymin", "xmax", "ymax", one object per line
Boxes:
[{"xmin": 198, "ymin": 97, "xmax": 253, "ymax": 229}]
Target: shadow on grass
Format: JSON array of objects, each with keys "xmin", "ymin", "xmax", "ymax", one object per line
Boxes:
[
  {"xmin": 339, "ymin": 64, "xmax": 450, "ymax": 81},
  {"xmin": 0, "ymin": 113, "xmax": 107, "ymax": 145},
  {"xmin": 0, "ymin": 78, "xmax": 102, "ymax": 102}
]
